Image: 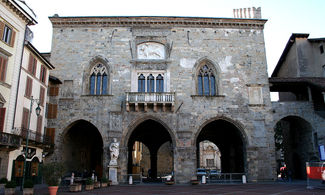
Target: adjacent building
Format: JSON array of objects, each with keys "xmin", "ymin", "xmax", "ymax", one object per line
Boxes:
[
  {"xmin": 8, "ymin": 41, "xmax": 54, "ymax": 183},
  {"xmin": 0, "ymin": 0, "xmax": 36, "ymax": 180},
  {"xmin": 270, "ymin": 33, "xmax": 325, "ymax": 179}
]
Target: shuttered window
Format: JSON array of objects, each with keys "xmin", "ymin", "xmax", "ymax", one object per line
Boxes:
[
  {"xmin": 0, "ymin": 55, "xmax": 8, "ymax": 82},
  {"xmin": 39, "ymin": 86, "xmax": 45, "ymax": 106},
  {"xmin": 25, "ymin": 77, "xmax": 33, "ymax": 98},
  {"xmin": 49, "ymin": 86, "xmax": 59, "ymax": 96},
  {"xmin": 0, "ymin": 108, "xmax": 6, "ymax": 132},
  {"xmin": 0, "ymin": 21, "xmax": 16, "ymax": 47},
  {"xmin": 40, "ymin": 65, "xmax": 47, "ymax": 83},
  {"xmin": 22, "ymin": 108, "xmax": 29, "ymax": 129},
  {"xmin": 47, "ymin": 104, "xmax": 58, "ymax": 119},
  {"xmin": 28, "ymin": 54, "xmax": 37, "ymax": 76},
  {"xmin": 46, "ymin": 128, "xmax": 55, "ymax": 144}
]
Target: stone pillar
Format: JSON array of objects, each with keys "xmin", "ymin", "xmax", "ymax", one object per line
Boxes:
[
  {"xmin": 246, "ymin": 146, "xmax": 258, "ymax": 182},
  {"xmin": 174, "ymin": 146, "xmax": 196, "ymax": 184},
  {"xmin": 119, "ymin": 147, "xmax": 128, "ymax": 183}
]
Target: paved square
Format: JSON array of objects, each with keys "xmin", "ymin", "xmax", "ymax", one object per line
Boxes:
[{"xmin": 30, "ymin": 182, "xmax": 325, "ymax": 195}]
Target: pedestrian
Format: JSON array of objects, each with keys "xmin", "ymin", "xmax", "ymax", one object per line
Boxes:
[{"xmin": 280, "ymin": 164, "xmax": 287, "ymax": 182}]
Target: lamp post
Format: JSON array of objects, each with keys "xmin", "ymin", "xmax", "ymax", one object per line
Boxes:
[{"xmin": 21, "ymin": 96, "xmax": 41, "ymax": 191}]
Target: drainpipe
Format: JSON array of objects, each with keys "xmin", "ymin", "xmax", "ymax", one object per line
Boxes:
[{"xmin": 12, "ymin": 24, "xmax": 29, "ymax": 129}]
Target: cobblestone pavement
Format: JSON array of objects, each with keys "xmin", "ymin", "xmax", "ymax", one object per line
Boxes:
[{"xmin": 26, "ymin": 182, "xmax": 324, "ymax": 195}]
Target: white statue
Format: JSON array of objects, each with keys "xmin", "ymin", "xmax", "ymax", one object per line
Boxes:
[{"xmin": 109, "ymin": 138, "xmax": 119, "ymax": 165}]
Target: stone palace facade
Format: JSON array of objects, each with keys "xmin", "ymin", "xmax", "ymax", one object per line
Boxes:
[{"xmin": 46, "ymin": 15, "xmax": 275, "ymax": 183}]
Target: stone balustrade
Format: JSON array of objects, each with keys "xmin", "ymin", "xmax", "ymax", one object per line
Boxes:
[{"xmin": 126, "ymin": 92, "xmax": 175, "ymax": 112}]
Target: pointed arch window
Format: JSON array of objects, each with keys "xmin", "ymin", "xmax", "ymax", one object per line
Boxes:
[
  {"xmin": 156, "ymin": 74, "xmax": 164, "ymax": 92},
  {"xmin": 197, "ymin": 64, "xmax": 216, "ymax": 96},
  {"xmin": 138, "ymin": 74, "xmax": 145, "ymax": 92},
  {"xmin": 147, "ymin": 74, "xmax": 154, "ymax": 92},
  {"xmin": 89, "ymin": 64, "xmax": 108, "ymax": 95}
]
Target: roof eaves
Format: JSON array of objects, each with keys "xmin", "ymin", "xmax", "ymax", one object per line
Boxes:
[
  {"xmin": 271, "ymin": 33, "xmax": 309, "ymax": 77},
  {"xmin": 25, "ymin": 41, "xmax": 54, "ymax": 69},
  {"xmin": 9, "ymin": 0, "xmax": 37, "ymax": 25}
]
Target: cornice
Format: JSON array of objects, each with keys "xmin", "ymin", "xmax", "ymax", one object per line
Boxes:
[
  {"xmin": 49, "ymin": 16, "xmax": 267, "ymax": 29},
  {"xmin": 2, "ymin": 0, "xmax": 37, "ymax": 25}
]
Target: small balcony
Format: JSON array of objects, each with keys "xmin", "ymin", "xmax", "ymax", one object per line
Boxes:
[
  {"xmin": 0, "ymin": 131, "xmax": 22, "ymax": 150},
  {"xmin": 126, "ymin": 92, "xmax": 175, "ymax": 112},
  {"xmin": 11, "ymin": 127, "xmax": 54, "ymax": 150}
]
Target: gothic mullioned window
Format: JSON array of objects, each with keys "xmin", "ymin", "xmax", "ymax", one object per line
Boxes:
[
  {"xmin": 137, "ymin": 73, "xmax": 164, "ymax": 93},
  {"xmin": 197, "ymin": 65, "xmax": 216, "ymax": 96},
  {"xmin": 90, "ymin": 64, "xmax": 108, "ymax": 95}
]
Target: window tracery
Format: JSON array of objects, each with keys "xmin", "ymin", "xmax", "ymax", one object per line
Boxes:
[
  {"xmin": 90, "ymin": 64, "xmax": 108, "ymax": 95},
  {"xmin": 197, "ymin": 64, "xmax": 216, "ymax": 96}
]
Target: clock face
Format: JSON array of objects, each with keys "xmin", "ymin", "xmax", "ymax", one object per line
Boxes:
[{"xmin": 137, "ymin": 42, "xmax": 165, "ymax": 59}]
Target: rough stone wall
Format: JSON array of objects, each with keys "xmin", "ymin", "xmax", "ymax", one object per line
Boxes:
[{"xmin": 48, "ymin": 17, "xmax": 275, "ymax": 183}]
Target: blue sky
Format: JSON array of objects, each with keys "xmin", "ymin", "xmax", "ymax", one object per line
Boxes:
[{"xmin": 26, "ymin": 0, "xmax": 325, "ymax": 76}]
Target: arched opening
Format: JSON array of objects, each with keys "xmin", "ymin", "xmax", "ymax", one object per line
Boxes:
[
  {"xmin": 63, "ymin": 120, "xmax": 103, "ymax": 178},
  {"xmin": 127, "ymin": 119, "xmax": 173, "ymax": 182},
  {"xmin": 12, "ymin": 155, "xmax": 25, "ymax": 185},
  {"xmin": 274, "ymin": 116, "xmax": 316, "ymax": 179},
  {"xmin": 198, "ymin": 140, "xmax": 221, "ymax": 170},
  {"xmin": 197, "ymin": 119, "xmax": 246, "ymax": 175}
]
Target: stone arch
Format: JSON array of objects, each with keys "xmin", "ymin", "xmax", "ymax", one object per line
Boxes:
[
  {"xmin": 194, "ymin": 115, "xmax": 249, "ymax": 146},
  {"xmin": 273, "ymin": 115, "xmax": 317, "ymax": 179},
  {"xmin": 195, "ymin": 116, "xmax": 248, "ymax": 174},
  {"xmin": 61, "ymin": 118, "xmax": 104, "ymax": 140},
  {"xmin": 62, "ymin": 119, "xmax": 104, "ymax": 178},
  {"xmin": 122, "ymin": 115, "xmax": 176, "ymax": 182},
  {"xmin": 122, "ymin": 115, "xmax": 176, "ymax": 148},
  {"xmin": 193, "ymin": 57, "xmax": 221, "ymax": 96},
  {"xmin": 82, "ymin": 56, "xmax": 111, "ymax": 95}
]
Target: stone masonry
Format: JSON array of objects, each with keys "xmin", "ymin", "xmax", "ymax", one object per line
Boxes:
[{"xmin": 47, "ymin": 16, "xmax": 275, "ymax": 183}]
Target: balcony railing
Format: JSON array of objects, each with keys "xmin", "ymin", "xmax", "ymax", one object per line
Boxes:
[
  {"xmin": 12, "ymin": 127, "xmax": 53, "ymax": 146},
  {"xmin": 0, "ymin": 131, "xmax": 21, "ymax": 149},
  {"xmin": 126, "ymin": 92, "xmax": 175, "ymax": 112},
  {"xmin": 126, "ymin": 92, "xmax": 175, "ymax": 103}
]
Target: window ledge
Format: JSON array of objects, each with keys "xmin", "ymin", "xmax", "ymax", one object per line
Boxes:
[
  {"xmin": 130, "ymin": 59, "xmax": 171, "ymax": 64},
  {"xmin": 191, "ymin": 95, "xmax": 225, "ymax": 98},
  {"xmin": 81, "ymin": 94, "xmax": 113, "ymax": 97},
  {"xmin": 0, "ymin": 81, "xmax": 11, "ymax": 88},
  {"xmin": 248, "ymin": 104, "xmax": 265, "ymax": 107}
]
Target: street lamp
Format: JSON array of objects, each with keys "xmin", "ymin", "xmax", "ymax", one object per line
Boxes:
[{"xmin": 21, "ymin": 96, "xmax": 41, "ymax": 191}]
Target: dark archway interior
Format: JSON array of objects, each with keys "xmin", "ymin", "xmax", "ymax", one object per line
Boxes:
[
  {"xmin": 197, "ymin": 120, "xmax": 245, "ymax": 173},
  {"xmin": 63, "ymin": 120, "xmax": 103, "ymax": 178},
  {"xmin": 128, "ymin": 119, "xmax": 173, "ymax": 181},
  {"xmin": 276, "ymin": 116, "xmax": 315, "ymax": 179}
]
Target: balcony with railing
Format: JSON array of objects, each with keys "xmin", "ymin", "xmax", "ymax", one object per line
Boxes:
[
  {"xmin": 0, "ymin": 131, "xmax": 22, "ymax": 150},
  {"xmin": 126, "ymin": 92, "xmax": 175, "ymax": 112},
  {"xmin": 11, "ymin": 127, "xmax": 54, "ymax": 149}
]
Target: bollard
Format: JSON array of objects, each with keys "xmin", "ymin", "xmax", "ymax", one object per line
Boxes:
[
  {"xmin": 129, "ymin": 175, "xmax": 133, "ymax": 185},
  {"xmin": 70, "ymin": 172, "xmax": 74, "ymax": 185},
  {"xmin": 202, "ymin": 175, "xmax": 206, "ymax": 184},
  {"xmin": 242, "ymin": 175, "xmax": 246, "ymax": 184},
  {"xmin": 91, "ymin": 173, "xmax": 95, "ymax": 181}
]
